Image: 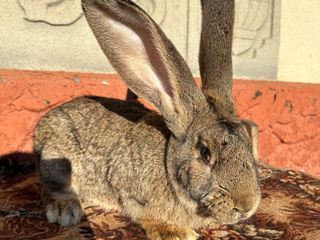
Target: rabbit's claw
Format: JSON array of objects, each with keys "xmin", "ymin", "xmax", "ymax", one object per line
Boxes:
[{"xmin": 46, "ymin": 195, "xmax": 84, "ymax": 227}]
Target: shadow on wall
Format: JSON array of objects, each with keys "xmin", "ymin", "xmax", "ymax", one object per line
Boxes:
[{"xmin": 0, "ymin": 70, "xmax": 320, "ymax": 176}]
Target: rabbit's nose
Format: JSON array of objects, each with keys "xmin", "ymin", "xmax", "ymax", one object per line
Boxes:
[
  {"xmin": 233, "ymin": 207, "xmax": 246, "ymax": 215},
  {"xmin": 233, "ymin": 207, "xmax": 250, "ymax": 220},
  {"xmin": 233, "ymin": 193, "xmax": 261, "ymax": 219}
]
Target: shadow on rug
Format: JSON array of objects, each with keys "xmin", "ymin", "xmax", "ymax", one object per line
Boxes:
[{"xmin": 0, "ymin": 153, "xmax": 319, "ymax": 240}]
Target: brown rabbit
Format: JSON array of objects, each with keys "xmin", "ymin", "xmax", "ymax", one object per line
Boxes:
[{"xmin": 34, "ymin": 0, "xmax": 261, "ymax": 239}]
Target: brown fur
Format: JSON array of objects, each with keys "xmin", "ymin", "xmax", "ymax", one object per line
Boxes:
[
  {"xmin": 199, "ymin": 0, "xmax": 236, "ymax": 117},
  {"xmin": 34, "ymin": 1, "xmax": 261, "ymax": 239}
]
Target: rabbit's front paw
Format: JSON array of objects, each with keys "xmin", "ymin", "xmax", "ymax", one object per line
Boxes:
[
  {"xmin": 46, "ymin": 194, "xmax": 84, "ymax": 227},
  {"xmin": 141, "ymin": 221, "xmax": 199, "ymax": 240}
]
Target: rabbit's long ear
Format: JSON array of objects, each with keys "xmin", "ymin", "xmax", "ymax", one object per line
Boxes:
[
  {"xmin": 199, "ymin": 0, "xmax": 237, "ymax": 117},
  {"xmin": 82, "ymin": 0, "xmax": 206, "ymax": 137}
]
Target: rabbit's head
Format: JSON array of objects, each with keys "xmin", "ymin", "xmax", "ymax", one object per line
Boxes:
[
  {"xmin": 166, "ymin": 114, "xmax": 261, "ymax": 224},
  {"xmin": 82, "ymin": 0, "xmax": 261, "ymax": 224}
]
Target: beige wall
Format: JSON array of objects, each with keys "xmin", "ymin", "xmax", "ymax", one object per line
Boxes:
[
  {"xmin": 278, "ymin": 0, "xmax": 320, "ymax": 83},
  {"xmin": 0, "ymin": 0, "xmax": 319, "ymax": 83}
]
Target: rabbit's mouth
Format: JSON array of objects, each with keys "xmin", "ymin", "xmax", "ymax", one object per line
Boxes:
[
  {"xmin": 196, "ymin": 196, "xmax": 242, "ymax": 224},
  {"xmin": 196, "ymin": 204, "xmax": 244, "ymax": 225},
  {"xmin": 196, "ymin": 198, "xmax": 260, "ymax": 224},
  {"xmin": 196, "ymin": 188, "xmax": 259, "ymax": 224}
]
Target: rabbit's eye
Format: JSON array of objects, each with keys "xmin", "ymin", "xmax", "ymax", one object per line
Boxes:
[{"xmin": 200, "ymin": 147, "xmax": 212, "ymax": 167}]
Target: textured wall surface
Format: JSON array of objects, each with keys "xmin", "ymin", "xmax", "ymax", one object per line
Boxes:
[
  {"xmin": 0, "ymin": 70, "xmax": 319, "ymax": 175},
  {"xmin": 235, "ymin": 80, "xmax": 320, "ymax": 175},
  {"xmin": 0, "ymin": 0, "xmax": 280, "ymax": 80}
]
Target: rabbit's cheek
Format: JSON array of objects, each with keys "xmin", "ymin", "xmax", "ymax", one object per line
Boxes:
[
  {"xmin": 176, "ymin": 164, "xmax": 189, "ymax": 188},
  {"xmin": 188, "ymin": 164, "xmax": 214, "ymax": 198}
]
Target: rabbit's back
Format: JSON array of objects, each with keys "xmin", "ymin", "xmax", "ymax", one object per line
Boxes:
[
  {"xmin": 34, "ymin": 96, "xmax": 170, "ymax": 210},
  {"xmin": 34, "ymin": 96, "xmax": 151, "ymax": 157}
]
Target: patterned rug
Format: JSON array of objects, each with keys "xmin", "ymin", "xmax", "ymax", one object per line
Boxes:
[{"xmin": 0, "ymin": 156, "xmax": 319, "ymax": 240}]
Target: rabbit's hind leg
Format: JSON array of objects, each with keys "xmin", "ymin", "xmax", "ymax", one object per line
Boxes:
[{"xmin": 38, "ymin": 156, "xmax": 84, "ymax": 226}]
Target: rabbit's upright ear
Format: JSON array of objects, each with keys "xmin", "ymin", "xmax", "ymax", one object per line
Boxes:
[
  {"xmin": 82, "ymin": 0, "xmax": 207, "ymax": 137},
  {"xmin": 199, "ymin": 0, "xmax": 237, "ymax": 118}
]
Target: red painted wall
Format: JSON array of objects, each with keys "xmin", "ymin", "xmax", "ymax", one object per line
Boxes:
[
  {"xmin": 234, "ymin": 80, "xmax": 320, "ymax": 175},
  {"xmin": 0, "ymin": 69, "xmax": 319, "ymax": 175}
]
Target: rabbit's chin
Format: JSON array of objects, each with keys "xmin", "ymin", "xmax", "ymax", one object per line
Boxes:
[
  {"xmin": 197, "ymin": 205, "xmax": 245, "ymax": 225},
  {"xmin": 214, "ymin": 207, "xmax": 258, "ymax": 225},
  {"xmin": 222, "ymin": 209, "xmax": 244, "ymax": 224},
  {"xmin": 209, "ymin": 211, "xmax": 240, "ymax": 225}
]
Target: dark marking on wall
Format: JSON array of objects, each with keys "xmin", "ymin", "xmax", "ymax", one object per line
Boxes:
[
  {"xmin": 285, "ymin": 100, "xmax": 294, "ymax": 113},
  {"xmin": 253, "ymin": 91, "xmax": 262, "ymax": 100},
  {"xmin": 44, "ymin": 100, "xmax": 50, "ymax": 105},
  {"xmin": 311, "ymin": 98, "xmax": 317, "ymax": 104},
  {"xmin": 273, "ymin": 94, "xmax": 277, "ymax": 102}
]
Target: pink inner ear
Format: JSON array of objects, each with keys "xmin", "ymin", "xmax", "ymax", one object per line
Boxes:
[
  {"xmin": 104, "ymin": 10, "xmax": 176, "ymax": 112},
  {"xmin": 143, "ymin": 40, "xmax": 174, "ymax": 100}
]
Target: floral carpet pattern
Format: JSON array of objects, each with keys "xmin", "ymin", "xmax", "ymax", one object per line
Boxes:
[{"xmin": 0, "ymin": 158, "xmax": 319, "ymax": 240}]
